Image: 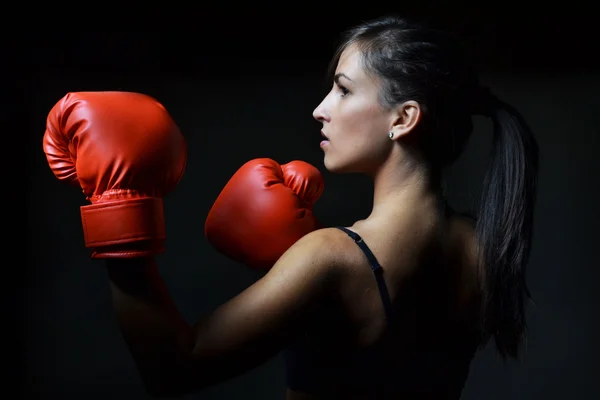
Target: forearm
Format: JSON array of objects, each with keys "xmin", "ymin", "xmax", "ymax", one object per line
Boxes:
[{"xmin": 106, "ymin": 258, "xmax": 194, "ymax": 397}]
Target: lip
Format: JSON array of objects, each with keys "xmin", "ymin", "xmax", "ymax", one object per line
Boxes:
[{"xmin": 320, "ymin": 130, "xmax": 330, "ymax": 149}]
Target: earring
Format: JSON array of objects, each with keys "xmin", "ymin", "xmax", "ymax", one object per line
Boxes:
[{"xmin": 388, "ymin": 131, "xmax": 394, "ymax": 139}]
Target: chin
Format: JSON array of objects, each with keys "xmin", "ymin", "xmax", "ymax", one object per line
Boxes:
[
  {"xmin": 323, "ymin": 155, "xmax": 338, "ymax": 172},
  {"xmin": 324, "ymin": 156, "xmax": 354, "ymax": 174},
  {"xmin": 324, "ymin": 153, "xmax": 378, "ymax": 176}
]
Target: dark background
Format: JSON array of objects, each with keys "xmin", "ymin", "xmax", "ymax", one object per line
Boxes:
[{"xmin": 23, "ymin": 5, "xmax": 599, "ymax": 399}]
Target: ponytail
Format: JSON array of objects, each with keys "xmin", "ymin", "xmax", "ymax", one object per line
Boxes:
[{"xmin": 475, "ymin": 96, "xmax": 539, "ymax": 360}]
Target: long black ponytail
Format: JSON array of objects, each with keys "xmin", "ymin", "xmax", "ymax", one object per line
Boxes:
[{"xmin": 476, "ymin": 98, "xmax": 539, "ymax": 359}]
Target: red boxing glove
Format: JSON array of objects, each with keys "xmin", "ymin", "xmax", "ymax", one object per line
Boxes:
[
  {"xmin": 43, "ymin": 91, "xmax": 187, "ymax": 258},
  {"xmin": 205, "ymin": 158, "xmax": 324, "ymax": 270}
]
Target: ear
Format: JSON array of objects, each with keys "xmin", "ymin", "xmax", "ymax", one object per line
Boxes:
[{"xmin": 389, "ymin": 100, "xmax": 421, "ymax": 140}]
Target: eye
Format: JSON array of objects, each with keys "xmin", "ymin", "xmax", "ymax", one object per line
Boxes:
[{"xmin": 337, "ymin": 84, "xmax": 350, "ymax": 97}]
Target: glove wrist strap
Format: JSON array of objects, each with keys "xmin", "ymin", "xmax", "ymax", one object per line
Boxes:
[{"xmin": 80, "ymin": 197, "xmax": 166, "ymax": 259}]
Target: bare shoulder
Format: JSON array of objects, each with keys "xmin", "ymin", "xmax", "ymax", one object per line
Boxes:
[
  {"xmin": 448, "ymin": 213, "xmax": 478, "ymax": 265},
  {"xmin": 184, "ymin": 229, "xmax": 363, "ymax": 389},
  {"xmin": 269, "ymin": 227, "xmax": 358, "ymax": 279},
  {"xmin": 447, "ymin": 213, "xmax": 480, "ymax": 298}
]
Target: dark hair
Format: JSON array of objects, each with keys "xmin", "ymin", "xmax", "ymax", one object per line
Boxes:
[{"xmin": 331, "ymin": 16, "xmax": 539, "ymax": 360}]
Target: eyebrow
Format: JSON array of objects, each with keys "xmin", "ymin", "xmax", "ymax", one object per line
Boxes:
[{"xmin": 334, "ymin": 73, "xmax": 354, "ymax": 84}]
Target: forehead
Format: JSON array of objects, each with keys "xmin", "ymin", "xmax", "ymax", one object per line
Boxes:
[
  {"xmin": 335, "ymin": 44, "xmax": 380, "ymax": 88},
  {"xmin": 335, "ymin": 44, "xmax": 364, "ymax": 77}
]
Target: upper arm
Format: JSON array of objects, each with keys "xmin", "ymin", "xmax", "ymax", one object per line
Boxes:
[{"xmin": 182, "ymin": 229, "xmax": 340, "ymax": 391}]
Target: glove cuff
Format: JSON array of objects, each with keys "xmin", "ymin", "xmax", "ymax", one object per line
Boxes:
[{"xmin": 80, "ymin": 197, "xmax": 166, "ymax": 259}]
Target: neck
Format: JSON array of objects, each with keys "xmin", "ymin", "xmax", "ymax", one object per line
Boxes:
[{"xmin": 367, "ymin": 155, "xmax": 443, "ymax": 222}]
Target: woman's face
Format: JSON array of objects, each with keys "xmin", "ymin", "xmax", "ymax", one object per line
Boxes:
[{"xmin": 313, "ymin": 44, "xmax": 397, "ymax": 174}]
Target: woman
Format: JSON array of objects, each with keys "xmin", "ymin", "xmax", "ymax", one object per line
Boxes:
[{"xmin": 106, "ymin": 15, "xmax": 539, "ymax": 399}]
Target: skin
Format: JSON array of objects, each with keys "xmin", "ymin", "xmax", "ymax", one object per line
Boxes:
[{"xmin": 106, "ymin": 44, "xmax": 483, "ymax": 399}]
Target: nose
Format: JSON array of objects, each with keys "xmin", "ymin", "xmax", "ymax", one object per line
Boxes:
[{"xmin": 312, "ymin": 97, "xmax": 329, "ymax": 123}]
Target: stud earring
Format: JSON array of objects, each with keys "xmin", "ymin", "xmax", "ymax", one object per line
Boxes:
[{"xmin": 388, "ymin": 131, "xmax": 394, "ymax": 139}]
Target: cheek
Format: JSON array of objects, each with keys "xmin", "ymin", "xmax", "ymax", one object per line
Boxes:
[{"xmin": 337, "ymin": 99, "xmax": 387, "ymax": 138}]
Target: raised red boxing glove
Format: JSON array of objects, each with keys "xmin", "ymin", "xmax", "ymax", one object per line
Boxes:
[
  {"xmin": 43, "ymin": 91, "xmax": 187, "ymax": 258},
  {"xmin": 205, "ymin": 158, "xmax": 324, "ymax": 270}
]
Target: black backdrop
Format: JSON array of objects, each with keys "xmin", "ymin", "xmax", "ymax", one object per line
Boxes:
[{"xmin": 22, "ymin": 5, "xmax": 600, "ymax": 399}]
